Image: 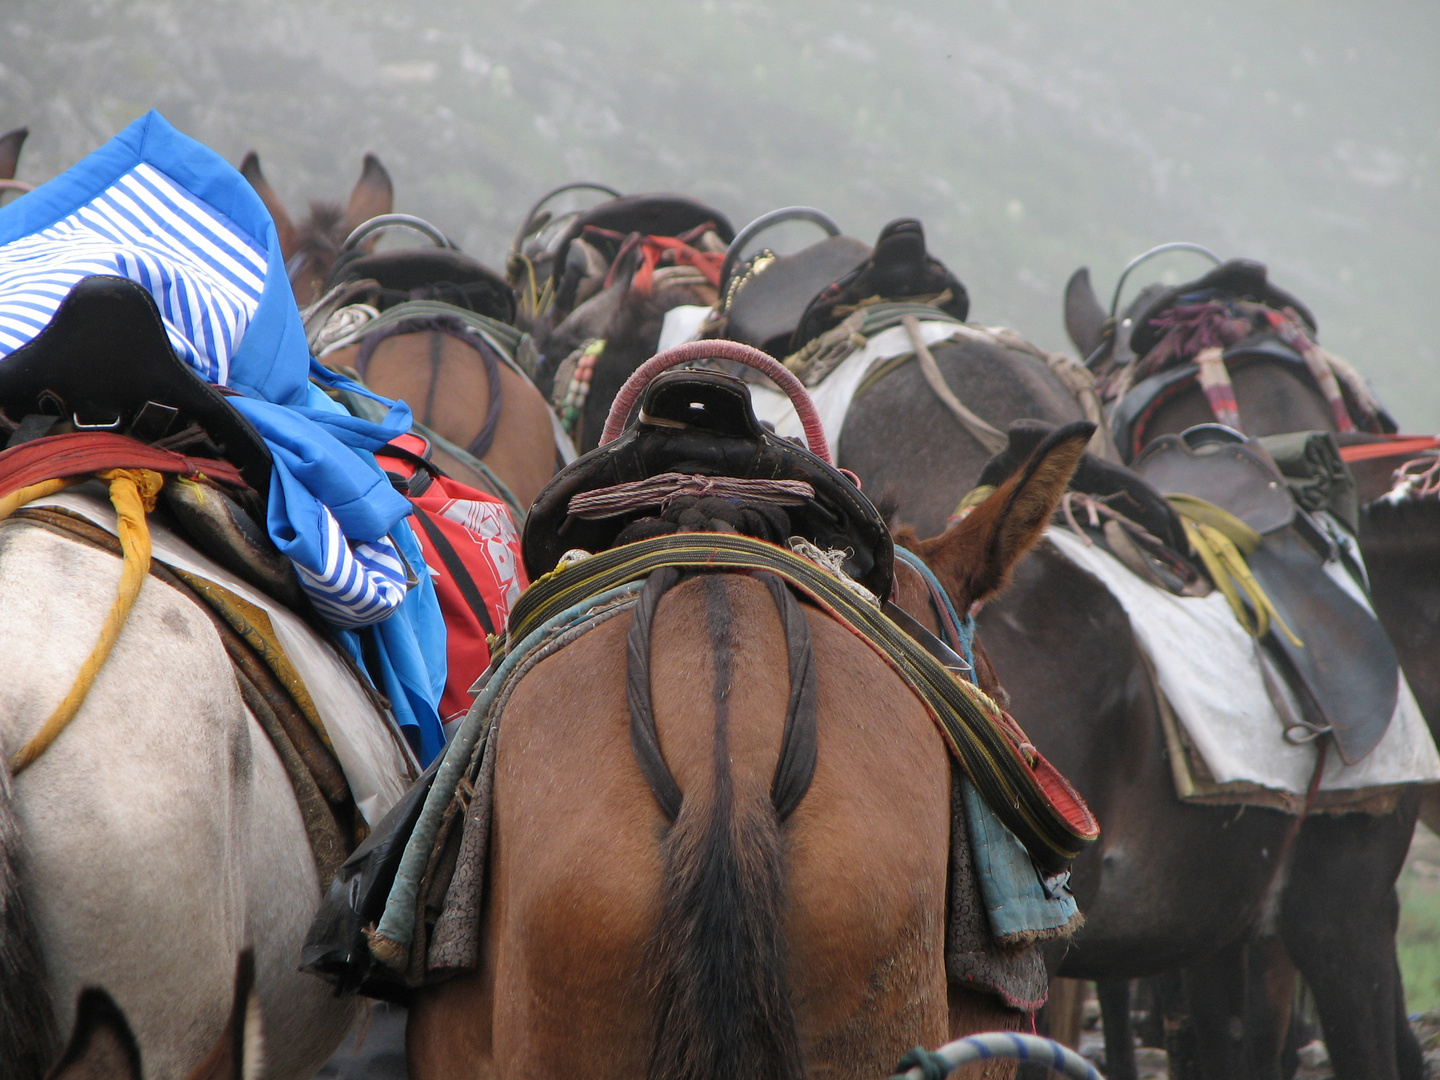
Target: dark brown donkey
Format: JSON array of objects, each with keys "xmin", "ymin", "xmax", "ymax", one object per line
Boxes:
[
  {"xmin": 404, "ymin": 429, "xmax": 1095, "ymax": 1080},
  {"xmin": 753, "ymin": 228, "xmax": 1418, "ymax": 1079},
  {"xmin": 1061, "ymin": 258, "xmax": 1429, "ymax": 1080},
  {"xmin": 239, "ymin": 151, "xmax": 393, "ymax": 308}
]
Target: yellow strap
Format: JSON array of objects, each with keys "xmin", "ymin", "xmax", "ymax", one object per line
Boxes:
[
  {"xmin": 1166, "ymin": 493, "xmax": 1261, "ymax": 554},
  {"xmin": 10, "ymin": 468, "xmax": 164, "ymax": 774},
  {"xmin": 1181, "ymin": 515, "xmax": 1303, "ymax": 648}
]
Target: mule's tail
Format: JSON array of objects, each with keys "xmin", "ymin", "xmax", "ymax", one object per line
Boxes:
[
  {"xmin": 646, "ymin": 777, "xmax": 803, "ymax": 1080},
  {"xmin": 0, "ymin": 764, "xmax": 60, "ymax": 1078}
]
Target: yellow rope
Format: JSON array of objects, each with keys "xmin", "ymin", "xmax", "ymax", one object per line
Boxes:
[
  {"xmin": 1166, "ymin": 494, "xmax": 1304, "ymax": 648},
  {"xmin": 9, "ymin": 468, "xmax": 164, "ymax": 774}
]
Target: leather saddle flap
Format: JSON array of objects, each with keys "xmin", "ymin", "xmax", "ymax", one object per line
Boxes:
[
  {"xmin": 1136, "ymin": 426, "xmax": 1398, "ymax": 764},
  {"xmin": 0, "ymin": 275, "xmax": 272, "ymax": 498},
  {"xmin": 523, "ymin": 369, "xmax": 894, "ymax": 599},
  {"xmin": 726, "ymin": 236, "xmax": 872, "ymax": 355},
  {"xmin": 1135, "ymin": 428, "xmax": 1295, "ymax": 535},
  {"xmin": 1247, "ymin": 529, "xmax": 1399, "ymax": 764}
]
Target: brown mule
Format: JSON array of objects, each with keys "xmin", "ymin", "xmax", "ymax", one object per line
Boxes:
[
  {"xmin": 239, "ymin": 151, "xmax": 393, "ymax": 307},
  {"xmin": 404, "ymin": 427, "xmax": 1092, "ymax": 1080},
  {"xmin": 323, "ymin": 331, "xmax": 561, "ymax": 510},
  {"xmin": 45, "ymin": 951, "xmax": 262, "ymax": 1080}
]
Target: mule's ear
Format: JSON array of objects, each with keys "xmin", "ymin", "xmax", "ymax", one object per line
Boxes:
[
  {"xmin": 46, "ymin": 988, "xmax": 142, "ymax": 1080},
  {"xmin": 0, "ymin": 126, "xmax": 28, "ymax": 182},
  {"xmin": 342, "ymin": 154, "xmax": 394, "ymax": 248},
  {"xmin": 184, "ymin": 948, "xmax": 263, "ymax": 1080},
  {"xmin": 1064, "ymin": 267, "xmax": 1108, "ymax": 358},
  {"xmin": 239, "ymin": 151, "xmax": 298, "ymax": 260},
  {"xmin": 918, "ymin": 421, "xmax": 1093, "ymax": 609}
]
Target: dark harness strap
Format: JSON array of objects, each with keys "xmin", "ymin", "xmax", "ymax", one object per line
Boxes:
[
  {"xmin": 626, "ymin": 567, "xmax": 685, "ymax": 820},
  {"xmin": 354, "ymin": 315, "xmax": 505, "ymax": 460},
  {"xmin": 625, "ymin": 567, "xmax": 819, "ymax": 824},
  {"xmin": 409, "ymin": 506, "xmax": 498, "ymax": 640}
]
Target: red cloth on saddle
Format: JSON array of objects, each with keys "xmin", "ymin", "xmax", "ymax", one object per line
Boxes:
[
  {"xmin": 1339, "ymin": 434, "xmax": 1440, "ymax": 463},
  {"xmin": 587, "ymin": 222, "xmax": 725, "ymax": 297},
  {"xmin": 0, "ymin": 431, "xmax": 246, "ymax": 498},
  {"xmin": 377, "ymin": 434, "xmax": 528, "ymax": 726}
]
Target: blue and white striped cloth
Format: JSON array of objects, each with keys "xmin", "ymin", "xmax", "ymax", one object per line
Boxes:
[
  {"xmin": 0, "ymin": 111, "xmax": 448, "ymax": 758},
  {"xmin": 0, "ymin": 112, "xmax": 413, "ymax": 631},
  {"xmin": 0, "ymin": 161, "xmax": 266, "ymax": 384}
]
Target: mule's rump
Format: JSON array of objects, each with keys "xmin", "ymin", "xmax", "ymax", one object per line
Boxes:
[{"xmin": 409, "ymin": 573, "xmax": 1022, "ymax": 1080}]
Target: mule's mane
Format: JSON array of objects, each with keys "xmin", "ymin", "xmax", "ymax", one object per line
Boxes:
[{"xmin": 297, "ymin": 201, "xmax": 345, "ymax": 257}]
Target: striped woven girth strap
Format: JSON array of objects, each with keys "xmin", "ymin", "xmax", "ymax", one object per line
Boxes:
[{"xmin": 510, "ymin": 533, "xmax": 1098, "ymax": 871}]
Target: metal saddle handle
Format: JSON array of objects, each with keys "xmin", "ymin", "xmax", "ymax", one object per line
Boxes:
[
  {"xmin": 340, "ymin": 214, "xmax": 456, "ymax": 255},
  {"xmin": 510, "ymin": 181, "xmax": 624, "ymax": 255},
  {"xmin": 601, "ymin": 339, "xmax": 832, "ymax": 464},
  {"xmin": 1109, "ymin": 240, "xmax": 1222, "ymax": 317},
  {"xmin": 719, "ymin": 206, "xmax": 842, "ymax": 301}
]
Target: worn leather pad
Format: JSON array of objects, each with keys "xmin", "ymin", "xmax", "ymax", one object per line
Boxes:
[
  {"xmin": 726, "ymin": 236, "xmax": 872, "ymax": 356},
  {"xmin": 0, "ymin": 275, "xmax": 272, "ymax": 497},
  {"xmin": 1136, "ymin": 430, "xmax": 1295, "ymax": 536}
]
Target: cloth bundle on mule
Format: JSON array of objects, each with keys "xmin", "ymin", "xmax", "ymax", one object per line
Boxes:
[{"xmin": 0, "ymin": 111, "xmax": 449, "ymax": 761}]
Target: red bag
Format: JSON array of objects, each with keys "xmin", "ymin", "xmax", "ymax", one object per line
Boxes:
[{"xmin": 377, "ymin": 434, "xmax": 528, "ymax": 726}]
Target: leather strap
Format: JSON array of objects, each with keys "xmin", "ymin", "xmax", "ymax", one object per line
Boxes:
[
  {"xmin": 409, "ymin": 507, "xmax": 497, "ymax": 640},
  {"xmin": 624, "ymin": 567, "xmax": 819, "ymax": 824}
]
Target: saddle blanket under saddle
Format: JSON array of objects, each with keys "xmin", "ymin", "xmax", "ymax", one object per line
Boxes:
[
  {"xmin": 29, "ymin": 486, "xmax": 417, "ymax": 825},
  {"xmin": 1046, "ymin": 526, "xmax": 1440, "ymax": 811},
  {"xmin": 747, "ymin": 317, "xmax": 971, "ymax": 455}
]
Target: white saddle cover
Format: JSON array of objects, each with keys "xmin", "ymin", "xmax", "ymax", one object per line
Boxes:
[{"xmin": 1046, "ymin": 526, "xmax": 1440, "ymax": 809}]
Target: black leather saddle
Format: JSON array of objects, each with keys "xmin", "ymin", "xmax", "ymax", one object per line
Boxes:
[
  {"xmin": 325, "ymin": 248, "xmax": 517, "ymax": 325},
  {"xmin": 790, "ymin": 218, "xmax": 969, "ymax": 354},
  {"xmin": 1127, "ymin": 259, "xmax": 1316, "ymax": 360},
  {"xmin": 0, "ymin": 275, "xmax": 272, "ymax": 498},
  {"xmin": 725, "ymin": 235, "xmax": 872, "ymax": 357},
  {"xmin": 523, "ymin": 369, "xmax": 894, "ymax": 599},
  {"xmin": 1134, "ymin": 425, "xmax": 1398, "ymax": 764},
  {"xmin": 980, "ymin": 420, "xmax": 1189, "ymax": 556}
]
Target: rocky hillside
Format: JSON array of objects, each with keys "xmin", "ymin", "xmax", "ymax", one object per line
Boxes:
[{"xmin": 2, "ymin": 0, "xmax": 1436, "ymax": 426}]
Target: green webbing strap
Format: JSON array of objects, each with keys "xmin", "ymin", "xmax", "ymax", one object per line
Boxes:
[
  {"xmin": 341, "ymin": 299, "xmax": 531, "ymax": 370},
  {"xmin": 512, "ymin": 534, "xmax": 1097, "ymax": 869}
]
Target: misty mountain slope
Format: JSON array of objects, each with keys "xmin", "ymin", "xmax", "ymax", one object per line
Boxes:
[{"xmin": 2, "ymin": 0, "xmax": 1436, "ymax": 425}]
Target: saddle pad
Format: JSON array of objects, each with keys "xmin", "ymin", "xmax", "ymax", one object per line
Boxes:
[
  {"xmin": 1046, "ymin": 527, "xmax": 1440, "ymax": 803},
  {"xmin": 748, "ymin": 318, "xmax": 973, "ymax": 454},
  {"xmin": 31, "ymin": 486, "xmax": 418, "ymax": 825},
  {"xmin": 1136, "ymin": 431, "xmax": 1401, "ymax": 763}
]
